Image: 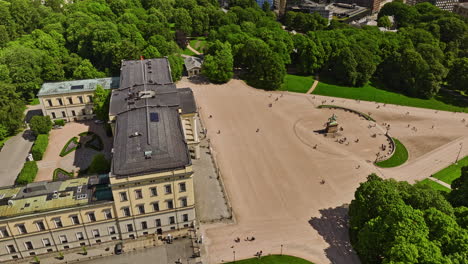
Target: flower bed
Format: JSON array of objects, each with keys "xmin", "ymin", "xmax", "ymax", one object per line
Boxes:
[
  {"xmin": 59, "ymin": 137, "xmax": 80, "ymax": 157},
  {"xmin": 53, "ymin": 168, "xmax": 74, "ymax": 181}
]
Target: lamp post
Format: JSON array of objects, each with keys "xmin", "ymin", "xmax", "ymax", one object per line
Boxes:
[
  {"xmin": 233, "ymin": 250, "xmax": 236, "ymax": 262},
  {"xmin": 280, "ymin": 244, "xmax": 283, "ymax": 256}
]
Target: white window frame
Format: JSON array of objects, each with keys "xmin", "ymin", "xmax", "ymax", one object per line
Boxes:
[
  {"xmin": 24, "ymin": 241, "xmax": 34, "ymax": 250},
  {"xmin": 134, "ymin": 189, "xmax": 143, "ymax": 199},
  {"xmin": 59, "ymin": 235, "xmax": 67, "ymax": 244},
  {"xmin": 165, "ymin": 185, "xmax": 172, "ymax": 194},
  {"xmin": 76, "ymin": 232, "xmax": 84, "ymax": 240},
  {"xmin": 122, "ymin": 207, "xmax": 131, "ymax": 217},
  {"xmin": 42, "ymin": 238, "xmax": 51, "ymax": 247},
  {"xmin": 35, "ymin": 221, "xmax": 45, "ymax": 231},
  {"xmin": 137, "ymin": 205, "xmax": 145, "ymax": 214},
  {"xmin": 126, "ymin": 224, "xmax": 133, "ymax": 232},
  {"xmin": 0, "ymin": 227, "xmax": 9, "ymax": 237},
  {"xmin": 87, "ymin": 212, "xmax": 96, "ymax": 222},
  {"xmin": 179, "ymin": 182, "xmax": 186, "ymax": 192},
  {"xmin": 6, "ymin": 244, "xmax": 16, "ymax": 253},
  {"xmin": 180, "ymin": 197, "xmax": 188, "ymax": 207},
  {"xmin": 169, "ymin": 216, "xmax": 175, "ymax": 225},
  {"xmin": 103, "ymin": 210, "xmax": 112, "ymax": 219},
  {"xmin": 92, "ymin": 229, "xmax": 100, "ymax": 238},
  {"xmin": 17, "ymin": 224, "xmax": 26, "ymax": 234},
  {"xmin": 53, "ymin": 218, "xmax": 62, "ymax": 228},
  {"xmin": 120, "ymin": 192, "xmax": 128, "ymax": 202},
  {"xmin": 108, "ymin": 226, "xmax": 116, "ymax": 235},
  {"xmin": 70, "ymin": 215, "xmax": 80, "ymax": 225},
  {"xmin": 150, "ymin": 187, "xmax": 157, "ymax": 196}
]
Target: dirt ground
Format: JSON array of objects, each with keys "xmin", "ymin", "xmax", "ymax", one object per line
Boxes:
[
  {"xmin": 36, "ymin": 121, "xmax": 113, "ymax": 182},
  {"xmin": 176, "ymin": 78, "xmax": 468, "ymax": 264}
]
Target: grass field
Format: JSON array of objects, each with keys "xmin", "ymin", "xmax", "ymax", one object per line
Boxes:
[
  {"xmin": 279, "ymin": 74, "xmax": 314, "ymax": 93},
  {"xmin": 375, "ymin": 138, "xmax": 409, "ymax": 168},
  {"xmin": 417, "ymin": 178, "xmax": 451, "ymax": 192},
  {"xmin": 312, "ymin": 80, "xmax": 468, "ymax": 113},
  {"xmin": 182, "ymin": 48, "xmax": 196, "ymax": 56},
  {"xmin": 224, "ymin": 255, "xmax": 314, "ymax": 264},
  {"xmin": 189, "ymin": 37, "xmax": 207, "ymax": 53},
  {"xmin": 432, "ymin": 156, "xmax": 468, "ymax": 184}
]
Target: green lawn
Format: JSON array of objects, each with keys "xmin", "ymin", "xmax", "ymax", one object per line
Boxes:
[
  {"xmin": 182, "ymin": 48, "xmax": 196, "ymax": 56},
  {"xmin": 189, "ymin": 37, "xmax": 207, "ymax": 53},
  {"xmin": 312, "ymin": 81, "xmax": 468, "ymax": 113},
  {"xmin": 28, "ymin": 98, "xmax": 40, "ymax": 105},
  {"xmin": 375, "ymin": 138, "xmax": 409, "ymax": 168},
  {"xmin": 417, "ymin": 178, "xmax": 451, "ymax": 192},
  {"xmin": 279, "ymin": 74, "xmax": 314, "ymax": 93},
  {"xmin": 224, "ymin": 255, "xmax": 314, "ymax": 264},
  {"xmin": 432, "ymin": 156, "xmax": 468, "ymax": 185}
]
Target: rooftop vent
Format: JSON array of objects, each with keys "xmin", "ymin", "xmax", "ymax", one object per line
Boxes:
[
  {"xmin": 0, "ymin": 194, "xmax": 4, "ymax": 199},
  {"xmin": 8, "ymin": 200, "xmax": 13, "ymax": 206},
  {"xmin": 71, "ymin": 85, "xmax": 84, "ymax": 90},
  {"xmin": 138, "ymin": 91, "xmax": 156, "ymax": 99},
  {"xmin": 144, "ymin": 150, "xmax": 153, "ymax": 159}
]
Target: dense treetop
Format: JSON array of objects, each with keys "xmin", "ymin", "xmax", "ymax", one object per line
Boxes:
[
  {"xmin": 349, "ymin": 173, "xmax": 468, "ymax": 264},
  {"xmin": 0, "ymin": 0, "xmax": 466, "ymax": 140}
]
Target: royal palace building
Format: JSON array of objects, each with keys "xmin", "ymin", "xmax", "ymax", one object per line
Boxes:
[{"xmin": 0, "ymin": 58, "xmax": 200, "ymax": 262}]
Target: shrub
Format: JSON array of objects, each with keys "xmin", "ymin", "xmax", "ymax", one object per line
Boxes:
[
  {"xmin": 31, "ymin": 134, "xmax": 49, "ymax": 161},
  {"xmin": 53, "ymin": 119, "xmax": 65, "ymax": 126},
  {"xmin": 87, "ymin": 154, "xmax": 110, "ymax": 174},
  {"xmin": 29, "ymin": 116, "xmax": 52, "ymax": 135},
  {"xmin": 53, "ymin": 168, "xmax": 73, "ymax": 181},
  {"xmin": 16, "ymin": 161, "xmax": 38, "ymax": 185},
  {"xmin": 59, "ymin": 137, "xmax": 80, "ymax": 157}
]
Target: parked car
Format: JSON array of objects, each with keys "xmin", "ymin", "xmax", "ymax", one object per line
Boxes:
[{"xmin": 114, "ymin": 243, "xmax": 123, "ymax": 255}]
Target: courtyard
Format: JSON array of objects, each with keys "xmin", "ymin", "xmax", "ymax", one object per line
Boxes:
[
  {"xmin": 36, "ymin": 121, "xmax": 113, "ymax": 182},
  {"xmin": 176, "ymin": 78, "xmax": 468, "ymax": 264}
]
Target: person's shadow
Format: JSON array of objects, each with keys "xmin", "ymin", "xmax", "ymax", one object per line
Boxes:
[{"xmin": 309, "ymin": 204, "xmax": 361, "ymax": 264}]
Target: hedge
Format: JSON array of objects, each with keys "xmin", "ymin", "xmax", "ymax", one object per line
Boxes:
[
  {"xmin": 59, "ymin": 137, "xmax": 80, "ymax": 157},
  {"xmin": 53, "ymin": 168, "xmax": 73, "ymax": 181},
  {"xmin": 16, "ymin": 161, "xmax": 38, "ymax": 185},
  {"xmin": 31, "ymin": 134, "xmax": 49, "ymax": 161},
  {"xmin": 54, "ymin": 119, "xmax": 66, "ymax": 126}
]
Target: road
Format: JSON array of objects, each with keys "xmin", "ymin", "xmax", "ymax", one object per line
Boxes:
[
  {"xmin": 79, "ymin": 238, "xmax": 195, "ymax": 264},
  {"xmin": 0, "ymin": 105, "xmax": 42, "ymax": 186}
]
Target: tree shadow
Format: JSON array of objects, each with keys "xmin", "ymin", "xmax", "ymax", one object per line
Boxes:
[
  {"xmin": 309, "ymin": 204, "xmax": 361, "ymax": 264},
  {"xmin": 24, "ymin": 109, "xmax": 43, "ymax": 123},
  {"xmin": 21, "ymin": 130, "xmax": 35, "ymax": 142}
]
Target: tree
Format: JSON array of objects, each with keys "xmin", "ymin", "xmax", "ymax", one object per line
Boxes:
[
  {"xmin": 329, "ymin": 47, "xmax": 358, "ymax": 86},
  {"xmin": 29, "ymin": 116, "xmax": 52, "ymax": 136},
  {"xmin": 202, "ymin": 41, "xmax": 234, "ymax": 83},
  {"xmin": 174, "ymin": 8, "xmax": 192, "ymax": 35},
  {"xmin": 262, "ymin": 0, "xmax": 270, "ymax": 12},
  {"xmin": 0, "ymin": 82, "xmax": 25, "ymax": 135},
  {"xmin": 449, "ymin": 166, "xmax": 468, "ymax": 207},
  {"xmin": 446, "ymin": 58, "xmax": 468, "ymax": 93},
  {"xmin": 168, "ymin": 54, "xmax": 184, "ymax": 81},
  {"xmin": 73, "ymin": 59, "xmax": 105, "ymax": 80},
  {"xmin": 87, "ymin": 154, "xmax": 111, "ymax": 174},
  {"xmin": 377, "ymin": 16, "xmax": 392, "ymax": 29},
  {"xmin": 93, "ymin": 85, "xmax": 111, "ymax": 122}
]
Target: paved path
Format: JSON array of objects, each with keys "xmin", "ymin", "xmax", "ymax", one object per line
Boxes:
[
  {"xmin": 306, "ymin": 80, "xmax": 319, "ymax": 94},
  {"xmin": 79, "ymin": 239, "xmax": 194, "ymax": 264},
  {"xmin": 427, "ymin": 177, "xmax": 452, "ymax": 189},
  {"xmin": 0, "ymin": 105, "xmax": 42, "ymax": 187},
  {"xmin": 0, "ymin": 130, "xmax": 34, "ymax": 186},
  {"xmin": 187, "ymin": 44, "xmax": 202, "ymax": 55}
]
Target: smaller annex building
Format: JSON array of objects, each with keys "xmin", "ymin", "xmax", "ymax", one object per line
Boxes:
[
  {"xmin": 37, "ymin": 78, "xmax": 120, "ymax": 122},
  {"xmin": 184, "ymin": 56, "xmax": 203, "ymax": 77}
]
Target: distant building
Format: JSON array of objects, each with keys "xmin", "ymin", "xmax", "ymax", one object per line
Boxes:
[
  {"xmin": 406, "ymin": 0, "xmax": 460, "ymax": 12},
  {"xmin": 256, "ymin": 0, "xmax": 274, "ymax": 8},
  {"xmin": 37, "ymin": 78, "xmax": 119, "ymax": 122},
  {"xmin": 184, "ymin": 56, "xmax": 203, "ymax": 77},
  {"xmin": 335, "ymin": 0, "xmax": 384, "ymax": 12},
  {"xmin": 288, "ymin": 0, "xmax": 369, "ymax": 21},
  {"xmin": 453, "ymin": 2, "xmax": 468, "ymax": 16}
]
